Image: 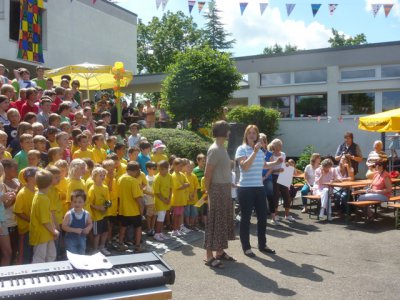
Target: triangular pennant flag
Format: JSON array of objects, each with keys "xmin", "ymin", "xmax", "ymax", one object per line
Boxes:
[
  {"xmin": 383, "ymin": 4, "xmax": 393, "ymax": 17},
  {"xmin": 188, "ymin": 0, "xmax": 196, "ymax": 14},
  {"xmin": 156, "ymin": 0, "xmax": 162, "ymax": 10},
  {"xmin": 161, "ymin": 0, "xmax": 168, "ymax": 11},
  {"xmin": 198, "ymin": 1, "xmax": 205, "ymax": 13},
  {"xmin": 286, "ymin": 4, "xmax": 296, "ymax": 17},
  {"xmin": 260, "ymin": 3, "xmax": 268, "ymax": 16},
  {"xmin": 328, "ymin": 4, "xmax": 338, "ymax": 15},
  {"xmin": 371, "ymin": 4, "xmax": 382, "ymax": 17},
  {"xmin": 311, "ymin": 4, "xmax": 321, "ymax": 17},
  {"xmin": 240, "ymin": 2, "xmax": 248, "ymax": 16}
]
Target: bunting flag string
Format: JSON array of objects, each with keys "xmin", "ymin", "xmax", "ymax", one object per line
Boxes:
[
  {"xmin": 286, "ymin": 3, "xmax": 296, "ymax": 17},
  {"xmin": 260, "ymin": 2, "xmax": 268, "ymax": 16},
  {"xmin": 239, "ymin": 2, "xmax": 248, "ymax": 16},
  {"xmin": 17, "ymin": 0, "xmax": 44, "ymax": 63},
  {"xmin": 188, "ymin": 0, "xmax": 196, "ymax": 14},
  {"xmin": 198, "ymin": 1, "xmax": 205, "ymax": 13},
  {"xmin": 311, "ymin": 4, "xmax": 321, "ymax": 17},
  {"xmin": 328, "ymin": 4, "xmax": 338, "ymax": 15},
  {"xmin": 161, "ymin": 0, "xmax": 168, "ymax": 11},
  {"xmin": 156, "ymin": 0, "xmax": 162, "ymax": 10},
  {"xmin": 371, "ymin": 4, "xmax": 382, "ymax": 17},
  {"xmin": 383, "ymin": 4, "xmax": 393, "ymax": 17}
]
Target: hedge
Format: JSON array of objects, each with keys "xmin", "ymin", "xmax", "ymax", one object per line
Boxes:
[{"xmin": 140, "ymin": 128, "xmax": 213, "ymax": 161}]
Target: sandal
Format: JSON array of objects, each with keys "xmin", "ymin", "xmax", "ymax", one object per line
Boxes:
[
  {"xmin": 216, "ymin": 252, "xmax": 236, "ymax": 262},
  {"xmin": 204, "ymin": 257, "xmax": 224, "ymax": 269}
]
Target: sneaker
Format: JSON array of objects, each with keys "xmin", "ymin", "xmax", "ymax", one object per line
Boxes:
[
  {"xmin": 100, "ymin": 248, "xmax": 111, "ymax": 256},
  {"xmin": 154, "ymin": 233, "xmax": 165, "ymax": 242},
  {"xmin": 270, "ymin": 219, "xmax": 280, "ymax": 225},
  {"xmin": 160, "ymin": 233, "xmax": 170, "ymax": 240},
  {"xmin": 285, "ymin": 215, "xmax": 295, "ymax": 222},
  {"xmin": 180, "ymin": 225, "xmax": 191, "ymax": 233},
  {"xmin": 327, "ymin": 215, "xmax": 333, "ymax": 221},
  {"xmin": 301, "ymin": 208, "xmax": 308, "ymax": 213},
  {"xmin": 171, "ymin": 230, "xmax": 180, "ymax": 237},
  {"xmin": 116, "ymin": 243, "xmax": 128, "ymax": 252}
]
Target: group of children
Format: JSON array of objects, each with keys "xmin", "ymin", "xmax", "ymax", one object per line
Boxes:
[{"xmin": 0, "ymin": 67, "xmax": 210, "ymax": 266}]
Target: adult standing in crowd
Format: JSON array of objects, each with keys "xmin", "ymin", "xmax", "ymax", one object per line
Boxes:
[
  {"xmin": 204, "ymin": 120, "xmax": 235, "ymax": 268},
  {"xmin": 143, "ymin": 99, "xmax": 156, "ymax": 128},
  {"xmin": 335, "ymin": 132, "xmax": 363, "ymax": 175},
  {"xmin": 235, "ymin": 125, "xmax": 281, "ymax": 258}
]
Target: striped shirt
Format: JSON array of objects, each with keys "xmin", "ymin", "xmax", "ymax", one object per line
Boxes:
[{"xmin": 235, "ymin": 144, "xmax": 264, "ymax": 187}]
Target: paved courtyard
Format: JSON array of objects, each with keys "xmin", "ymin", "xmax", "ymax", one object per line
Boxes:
[{"xmin": 162, "ymin": 198, "xmax": 400, "ymax": 299}]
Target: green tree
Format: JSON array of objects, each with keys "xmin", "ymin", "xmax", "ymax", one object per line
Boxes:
[
  {"xmin": 328, "ymin": 28, "xmax": 367, "ymax": 47},
  {"xmin": 263, "ymin": 43, "xmax": 298, "ymax": 55},
  {"xmin": 162, "ymin": 47, "xmax": 241, "ymax": 130},
  {"xmin": 137, "ymin": 11, "xmax": 204, "ymax": 74},
  {"xmin": 203, "ymin": 0, "xmax": 235, "ymax": 51}
]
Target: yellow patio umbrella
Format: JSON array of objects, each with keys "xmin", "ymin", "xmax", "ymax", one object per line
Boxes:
[
  {"xmin": 358, "ymin": 108, "xmax": 400, "ymax": 132},
  {"xmin": 44, "ymin": 62, "xmax": 133, "ymax": 93}
]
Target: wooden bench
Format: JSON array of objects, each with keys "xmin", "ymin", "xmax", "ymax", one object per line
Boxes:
[
  {"xmin": 388, "ymin": 203, "xmax": 400, "ymax": 229},
  {"xmin": 304, "ymin": 195, "xmax": 321, "ymax": 219},
  {"xmin": 388, "ymin": 195, "xmax": 400, "ymax": 202},
  {"xmin": 346, "ymin": 200, "xmax": 381, "ymax": 223}
]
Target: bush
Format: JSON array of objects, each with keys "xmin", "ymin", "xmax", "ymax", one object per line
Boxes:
[
  {"xmin": 140, "ymin": 128, "xmax": 213, "ymax": 161},
  {"xmin": 296, "ymin": 145, "xmax": 315, "ymax": 171},
  {"xmin": 226, "ymin": 105, "xmax": 280, "ymax": 138}
]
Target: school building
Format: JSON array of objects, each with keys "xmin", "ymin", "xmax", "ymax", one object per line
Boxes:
[
  {"xmin": 130, "ymin": 41, "xmax": 400, "ymax": 160},
  {"xmin": 0, "ymin": 0, "xmax": 137, "ymax": 74}
]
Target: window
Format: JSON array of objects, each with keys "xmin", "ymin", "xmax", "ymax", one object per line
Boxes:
[
  {"xmin": 9, "ymin": 0, "xmax": 20, "ymax": 41},
  {"xmin": 383, "ymin": 91, "xmax": 400, "ymax": 111},
  {"xmin": 260, "ymin": 96, "xmax": 290, "ymax": 118},
  {"xmin": 294, "ymin": 69, "xmax": 327, "ymax": 84},
  {"xmin": 260, "ymin": 72, "xmax": 290, "ymax": 86},
  {"xmin": 341, "ymin": 93, "xmax": 375, "ymax": 115},
  {"xmin": 341, "ymin": 69, "xmax": 376, "ymax": 80},
  {"xmin": 0, "ymin": 0, "xmax": 5, "ymax": 20},
  {"xmin": 382, "ymin": 65, "xmax": 400, "ymax": 78},
  {"xmin": 295, "ymin": 94, "xmax": 327, "ymax": 117}
]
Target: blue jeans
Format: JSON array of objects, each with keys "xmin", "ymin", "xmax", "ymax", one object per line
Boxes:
[
  {"xmin": 184, "ymin": 205, "xmax": 198, "ymax": 218},
  {"xmin": 238, "ymin": 186, "xmax": 267, "ymax": 251},
  {"xmin": 64, "ymin": 234, "xmax": 87, "ymax": 255},
  {"xmin": 301, "ymin": 185, "xmax": 311, "ymax": 207}
]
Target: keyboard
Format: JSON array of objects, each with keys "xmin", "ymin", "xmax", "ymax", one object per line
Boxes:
[{"xmin": 0, "ymin": 252, "xmax": 175, "ymax": 299}]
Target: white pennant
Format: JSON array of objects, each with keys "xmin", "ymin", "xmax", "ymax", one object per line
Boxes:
[
  {"xmin": 156, "ymin": 0, "xmax": 162, "ymax": 10},
  {"xmin": 328, "ymin": 4, "xmax": 338, "ymax": 15},
  {"xmin": 371, "ymin": 4, "xmax": 382, "ymax": 17},
  {"xmin": 162, "ymin": 0, "xmax": 168, "ymax": 11}
]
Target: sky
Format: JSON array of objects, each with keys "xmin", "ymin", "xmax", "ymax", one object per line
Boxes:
[{"xmin": 116, "ymin": 0, "xmax": 400, "ymax": 57}]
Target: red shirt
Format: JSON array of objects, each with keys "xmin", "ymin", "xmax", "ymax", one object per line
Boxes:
[
  {"xmin": 371, "ymin": 171, "xmax": 391, "ymax": 197},
  {"xmin": 51, "ymin": 96, "xmax": 63, "ymax": 113},
  {"xmin": 11, "ymin": 99, "xmax": 26, "ymax": 114},
  {"xmin": 21, "ymin": 102, "xmax": 39, "ymax": 119}
]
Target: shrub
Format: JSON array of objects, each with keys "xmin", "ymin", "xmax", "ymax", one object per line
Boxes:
[
  {"xmin": 296, "ymin": 145, "xmax": 315, "ymax": 171},
  {"xmin": 140, "ymin": 128, "xmax": 213, "ymax": 161},
  {"xmin": 226, "ymin": 105, "xmax": 280, "ymax": 138}
]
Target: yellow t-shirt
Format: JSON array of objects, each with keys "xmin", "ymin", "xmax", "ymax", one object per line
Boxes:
[
  {"xmin": 186, "ymin": 172, "xmax": 199, "ymax": 205},
  {"xmin": 137, "ymin": 171, "xmax": 148, "ymax": 189},
  {"xmin": 73, "ymin": 149, "xmax": 94, "ymax": 160},
  {"xmin": 105, "ymin": 177, "xmax": 118, "ymax": 217},
  {"xmin": 88, "ymin": 184, "xmax": 110, "ymax": 222},
  {"xmin": 29, "ymin": 192, "xmax": 53, "ymax": 246},
  {"xmin": 50, "ymin": 141, "xmax": 58, "ymax": 148},
  {"xmin": 14, "ymin": 186, "xmax": 36, "ymax": 234},
  {"xmin": 4, "ymin": 151, "xmax": 12, "ymax": 159},
  {"xmin": 153, "ymin": 173, "xmax": 172, "ymax": 212},
  {"xmin": 48, "ymin": 186, "xmax": 63, "ymax": 225},
  {"xmin": 171, "ymin": 171, "xmax": 189, "ymax": 207},
  {"xmin": 120, "ymin": 158, "xmax": 128, "ymax": 165},
  {"xmin": 71, "ymin": 144, "xmax": 79, "ymax": 155},
  {"xmin": 115, "ymin": 163, "xmax": 127, "ymax": 180},
  {"xmin": 92, "ymin": 147, "xmax": 107, "ymax": 164},
  {"xmin": 117, "ymin": 174, "xmax": 143, "ymax": 217},
  {"xmin": 66, "ymin": 178, "xmax": 88, "ymax": 214},
  {"xmin": 150, "ymin": 153, "xmax": 168, "ymax": 164},
  {"xmin": 200, "ymin": 177, "xmax": 208, "ymax": 203},
  {"xmin": 85, "ymin": 177, "xmax": 94, "ymax": 191},
  {"xmin": 56, "ymin": 177, "xmax": 68, "ymax": 204}
]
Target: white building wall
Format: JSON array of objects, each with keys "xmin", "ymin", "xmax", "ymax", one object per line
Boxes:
[{"xmin": 0, "ymin": 0, "xmax": 137, "ymax": 72}]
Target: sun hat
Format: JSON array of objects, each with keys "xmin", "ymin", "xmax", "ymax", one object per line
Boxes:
[{"xmin": 153, "ymin": 140, "xmax": 166, "ymax": 152}]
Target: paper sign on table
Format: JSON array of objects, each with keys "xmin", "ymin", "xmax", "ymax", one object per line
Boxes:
[
  {"xmin": 67, "ymin": 251, "xmax": 113, "ymax": 270},
  {"xmin": 277, "ymin": 166, "xmax": 295, "ymax": 188}
]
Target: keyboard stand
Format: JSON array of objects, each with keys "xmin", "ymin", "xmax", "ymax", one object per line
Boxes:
[{"xmin": 75, "ymin": 285, "xmax": 172, "ymax": 300}]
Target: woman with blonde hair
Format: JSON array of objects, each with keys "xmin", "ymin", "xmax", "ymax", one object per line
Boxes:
[{"xmin": 300, "ymin": 153, "xmax": 321, "ymax": 213}]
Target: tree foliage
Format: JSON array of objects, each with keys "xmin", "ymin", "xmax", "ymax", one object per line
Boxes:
[
  {"xmin": 137, "ymin": 11, "xmax": 204, "ymax": 74},
  {"xmin": 203, "ymin": 0, "xmax": 235, "ymax": 51},
  {"xmin": 226, "ymin": 105, "xmax": 280, "ymax": 139},
  {"xmin": 328, "ymin": 28, "xmax": 367, "ymax": 47},
  {"xmin": 161, "ymin": 47, "xmax": 241, "ymax": 130},
  {"xmin": 263, "ymin": 43, "xmax": 298, "ymax": 55}
]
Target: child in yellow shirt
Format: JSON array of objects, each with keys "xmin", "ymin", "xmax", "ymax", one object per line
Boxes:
[
  {"xmin": 14, "ymin": 167, "xmax": 37, "ymax": 264},
  {"xmin": 72, "ymin": 134, "xmax": 94, "ymax": 161},
  {"xmin": 30, "ymin": 170, "xmax": 59, "ymax": 263},
  {"xmin": 88, "ymin": 167, "xmax": 110, "ymax": 255},
  {"xmin": 117, "ymin": 162, "xmax": 143, "ymax": 253},
  {"xmin": 66, "ymin": 159, "xmax": 87, "ymax": 214},
  {"xmin": 184, "ymin": 160, "xmax": 199, "ymax": 231},
  {"xmin": 102, "ymin": 159, "xmax": 119, "ymax": 245},
  {"xmin": 92, "ymin": 134, "xmax": 107, "ymax": 164},
  {"xmin": 153, "ymin": 160, "xmax": 172, "ymax": 242}
]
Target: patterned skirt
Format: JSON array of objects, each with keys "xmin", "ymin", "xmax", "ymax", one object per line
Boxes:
[{"xmin": 203, "ymin": 183, "xmax": 235, "ymax": 251}]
